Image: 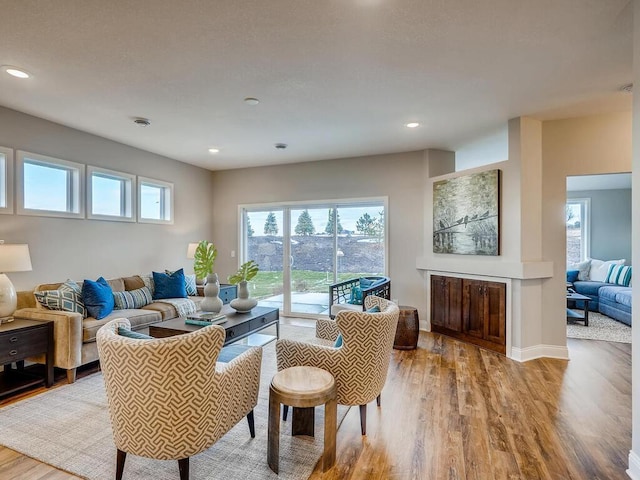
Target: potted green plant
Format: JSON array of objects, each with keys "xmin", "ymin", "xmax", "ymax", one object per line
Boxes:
[
  {"xmin": 228, "ymin": 260, "xmax": 259, "ymax": 313},
  {"xmin": 193, "ymin": 241, "xmax": 223, "ymax": 313}
]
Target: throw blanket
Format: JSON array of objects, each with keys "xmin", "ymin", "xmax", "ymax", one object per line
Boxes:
[{"xmin": 155, "ymin": 298, "xmax": 198, "ymax": 317}]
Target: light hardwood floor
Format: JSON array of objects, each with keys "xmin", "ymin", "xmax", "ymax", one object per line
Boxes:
[{"xmin": 0, "ymin": 327, "xmax": 631, "ymax": 480}]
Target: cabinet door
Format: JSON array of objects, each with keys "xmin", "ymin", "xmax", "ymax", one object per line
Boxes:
[
  {"xmin": 430, "ymin": 275, "xmax": 462, "ymax": 332},
  {"xmin": 483, "ymin": 281, "xmax": 506, "ymax": 345},
  {"xmin": 462, "ymin": 280, "xmax": 485, "ymax": 339}
]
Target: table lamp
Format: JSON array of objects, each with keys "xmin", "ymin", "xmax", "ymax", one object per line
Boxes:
[
  {"xmin": 0, "ymin": 241, "xmax": 33, "ymax": 319},
  {"xmin": 186, "ymin": 242, "xmax": 198, "ymax": 259}
]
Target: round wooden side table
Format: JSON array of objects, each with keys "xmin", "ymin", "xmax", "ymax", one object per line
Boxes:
[
  {"xmin": 393, "ymin": 305, "xmax": 419, "ymax": 350},
  {"xmin": 267, "ymin": 366, "xmax": 337, "ymax": 474}
]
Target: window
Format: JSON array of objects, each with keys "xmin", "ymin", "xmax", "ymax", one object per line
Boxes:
[
  {"xmin": 0, "ymin": 146, "xmax": 13, "ymax": 214},
  {"xmin": 17, "ymin": 151, "xmax": 84, "ymax": 218},
  {"xmin": 566, "ymin": 198, "xmax": 590, "ymax": 265},
  {"xmin": 87, "ymin": 166, "xmax": 135, "ymax": 221},
  {"xmin": 240, "ymin": 197, "xmax": 387, "ymax": 317},
  {"xmin": 138, "ymin": 176, "xmax": 173, "ymax": 224}
]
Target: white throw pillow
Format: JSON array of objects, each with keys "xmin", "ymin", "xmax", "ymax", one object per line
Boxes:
[
  {"xmin": 569, "ymin": 259, "xmax": 591, "ymax": 281},
  {"xmin": 589, "ymin": 258, "xmax": 625, "ymax": 282}
]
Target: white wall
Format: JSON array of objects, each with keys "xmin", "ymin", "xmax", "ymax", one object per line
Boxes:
[
  {"xmin": 455, "ymin": 124, "xmax": 508, "ymax": 171},
  {"xmin": 0, "ymin": 107, "xmax": 214, "ymax": 290},
  {"xmin": 209, "ymin": 151, "xmax": 428, "ymax": 322}
]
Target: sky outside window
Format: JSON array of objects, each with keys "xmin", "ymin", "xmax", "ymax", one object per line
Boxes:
[
  {"xmin": 140, "ymin": 184, "xmax": 162, "ymax": 219},
  {"xmin": 92, "ymin": 175, "xmax": 123, "ymax": 216},
  {"xmin": 0, "ymin": 154, "xmax": 6, "ymax": 208},
  {"xmin": 24, "ymin": 161, "xmax": 68, "ymax": 211}
]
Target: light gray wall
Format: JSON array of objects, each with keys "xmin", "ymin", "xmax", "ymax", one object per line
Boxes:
[
  {"xmin": 0, "ymin": 107, "xmax": 213, "ymax": 290},
  {"xmin": 454, "ymin": 124, "xmax": 508, "ymax": 171},
  {"xmin": 209, "ymin": 151, "xmax": 427, "ymax": 319},
  {"xmin": 567, "ymin": 188, "xmax": 632, "ymax": 263}
]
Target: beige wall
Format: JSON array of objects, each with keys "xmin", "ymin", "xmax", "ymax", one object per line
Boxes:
[
  {"xmin": 631, "ymin": 0, "xmax": 640, "ymax": 470},
  {"xmin": 210, "ymin": 151, "xmax": 427, "ymax": 318},
  {"xmin": 541, "ymin": 111, "xmax": 633, "ymax": 347},
  {"xmin": 0, "ymin": 107, "xmax": 214, "ymax": 290}
]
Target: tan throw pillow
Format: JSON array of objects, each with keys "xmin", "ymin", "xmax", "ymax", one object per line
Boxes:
[{"xmin": 123, "ymin": 275, "xmax": 145, "ymax": 291}]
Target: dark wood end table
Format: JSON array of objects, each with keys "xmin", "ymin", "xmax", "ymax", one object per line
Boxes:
[
  {"xmin": 566, "ymin": 292, "xmax": 590, "ymax": 326},
  {"xmin": 0, "ymin": 319, "xmax": 54, "ymax": 397}
]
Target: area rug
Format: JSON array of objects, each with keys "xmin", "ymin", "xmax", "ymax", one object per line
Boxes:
[
  {"xmin": 0, "ymin": 325, "xmax": 348, "ymax": 480},
  {"xmin": 567, "ymin": 310, "xmax": 631, "ymax": 343}
]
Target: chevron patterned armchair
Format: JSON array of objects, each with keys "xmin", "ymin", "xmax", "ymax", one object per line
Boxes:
[
  {"xmin": 276, "ymin": 295, "xmax": 399, "ymax": 435},
  {"xmin": 96, "ymin": 318, "xmax": 262, "ymax": 480}
]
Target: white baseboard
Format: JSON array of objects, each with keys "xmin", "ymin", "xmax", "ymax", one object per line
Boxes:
[
  {"xmin": 627, "ymin": 451, "xmax": 640, "ymax": 479},
  {"xmin": 510, "ymin": 344, "xmax": 569, "ymax": 362}
]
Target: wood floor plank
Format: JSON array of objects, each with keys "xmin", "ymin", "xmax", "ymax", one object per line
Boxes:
[{"xmin": 0, "ymin": 327, "xmax": 631, "ymax": 480}]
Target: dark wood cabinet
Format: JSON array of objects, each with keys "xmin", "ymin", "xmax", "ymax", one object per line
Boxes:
[
  {"xmin": 430, "ymin": 275, "xmax": 462, "ymax": 332},
  {"xmin": 431, "ymin": 275, "xmax": 506, "ymax": 354}
]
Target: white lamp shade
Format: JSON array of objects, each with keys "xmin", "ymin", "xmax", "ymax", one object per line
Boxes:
[
  {"xmin": 0, "ymin": 244, "xmax": 32, "ymax": 273},
  {"xmin": 187, "ymin": 243, "xmax": 198, "ymax": 259}
]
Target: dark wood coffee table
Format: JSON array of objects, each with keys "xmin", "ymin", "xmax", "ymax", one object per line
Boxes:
[
  {"xmin": 566, "ymin": 291, "xmax": 590, "ymax": 326},
  {"xmin": 149, "ymin": 304, "xmax": 279, "ymax": 346}
]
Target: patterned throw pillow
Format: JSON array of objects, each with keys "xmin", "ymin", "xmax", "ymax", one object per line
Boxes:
[
  {"xmin": 605, "ymin": 264, "xmax": 632, "ymax": 287},
  {"xmin": 113, "ymin": 287, "xmax": 153, "ymax": 310},
  {"xmin": 34, "ymin": 280, "xmax": 87, "ymax": 317},
  {"xmin": 185, "ymin": 274, "xmax": 197, "ymax": 296},
  {"xmin": 140, "ymin": 274, "xmax": 155, "ymax": 295}
]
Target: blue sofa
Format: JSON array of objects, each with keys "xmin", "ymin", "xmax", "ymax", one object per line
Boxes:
[{"xmin": 571, "ymin": 281, "xmax": 632, "ymax": 326}]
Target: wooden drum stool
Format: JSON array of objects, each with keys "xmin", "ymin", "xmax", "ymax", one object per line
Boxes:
[
  {"xmin": 268, "ymin": 366, "xmax": 337, "ymax": 474},
  {"xmin": 393, "ymin": 305, "xmax": 419, "ymax": 350}
]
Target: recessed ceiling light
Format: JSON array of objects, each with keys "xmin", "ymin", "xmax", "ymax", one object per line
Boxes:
[
  {"xmin": 244, "ymin": 97, "xmax": 260, "ymax": 105},
  {"xmin": 405, "ymin": 122, "xmax": 420, "ymax": 128},
  {"xmin": 133, "ymin": 117, "xmax": 151, "ymax": 127},
  {"xmin": 208, "ymin": 148, "xmax": 220, "ymax": 154},
  {"xmin": 2, "ymin": 66, "xmax": 30, "ymax": 79}
]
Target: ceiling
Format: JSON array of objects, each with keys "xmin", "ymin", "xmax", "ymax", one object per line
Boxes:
[{"xmin": 0, "ymin": 1, "xmax": 633, "ymax": 171}]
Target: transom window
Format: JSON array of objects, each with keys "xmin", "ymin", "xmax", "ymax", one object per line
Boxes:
[
  {"xmin": 0, "ymin": 146, "xmax": 13, "ymax": 214},
  {"xmin": 138, "ymin": 177, "xmax": 173, "ymax": 224},
  {"xmin": 17, "ymin": 151, "xmax": 84, "ymax": 218},
  {"xmin": 87, "ymin": 166, "xmax": 135, "ymax": 221}
]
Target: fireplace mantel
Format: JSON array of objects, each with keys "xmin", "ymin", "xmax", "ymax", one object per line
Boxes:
[{"xmin": 416, "ymin": 257, "xmax": 553, "ymax": 280}]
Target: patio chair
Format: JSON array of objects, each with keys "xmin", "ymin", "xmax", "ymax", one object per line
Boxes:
[{"xmin": 328, "ymin": 275, "xmax": 390, "ymax": 318}]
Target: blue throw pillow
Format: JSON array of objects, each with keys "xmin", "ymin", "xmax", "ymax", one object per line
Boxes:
[
  {"xmin": 153, "ymin": 268, "xmax": 187, "ymax": 299},
  {"xmin": 334, "ymin": 334, "xmax": 343, "ymax": 348},
  {"xmin": 566, "ymin": 270, "xmax": 579, "ymax": 283},
  {"xmin": 117, "ymin": 327, "xmax": 153, "ymax": 339},
  {"xmin": 360, "ymin": 278, "xmax": 375, "ymax": 289},
  {"xmin": 82, "ymin": 277, "xmax": 114, "ymax": 320},
  {"xmin": 349, "ymin": 286, "xmax": 363, "ymax": 305},
  {"xmin": 366, "ymin": 306, "xmax": 381, "ymax": 313}
]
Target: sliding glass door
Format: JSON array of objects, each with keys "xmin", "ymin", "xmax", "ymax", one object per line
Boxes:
[{"xmin": 241, "ymin": 198, "xmax": 387, "ymax": 317}]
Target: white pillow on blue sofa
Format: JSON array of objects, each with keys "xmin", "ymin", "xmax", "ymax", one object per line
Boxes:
[
  {"xmin": 589, "ymin": 258, "xmax": 625, "ymax": 282},
  {"xmin": 569, "ymin": 259, "xmax": 591, "ymax": 281}
]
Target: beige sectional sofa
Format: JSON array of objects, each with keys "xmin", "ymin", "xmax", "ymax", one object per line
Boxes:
[{"xmin": 15, "ymin": 275, "xmax": 202, "ymax": 383}]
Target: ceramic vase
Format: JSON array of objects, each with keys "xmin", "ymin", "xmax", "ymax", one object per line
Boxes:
[
  {"xmin": 200, "ymin": 273, "xmax": 223, "ymax": 313},
  {"xmin": 230, "ymin": 280, "xmax": 257, "ymax": 313}
]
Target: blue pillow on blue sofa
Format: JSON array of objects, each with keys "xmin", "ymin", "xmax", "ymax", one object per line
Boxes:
[
  {"xmin": 82, "ymin": 277, "xmax": 114, "ymax": 320},
  {"xmin": 566, "ymin": 270, "xmax": 579, "ymax": 283},
  {"xmin": 153, "ymin": 268, "xmax": 187, "ymax": 299}
]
